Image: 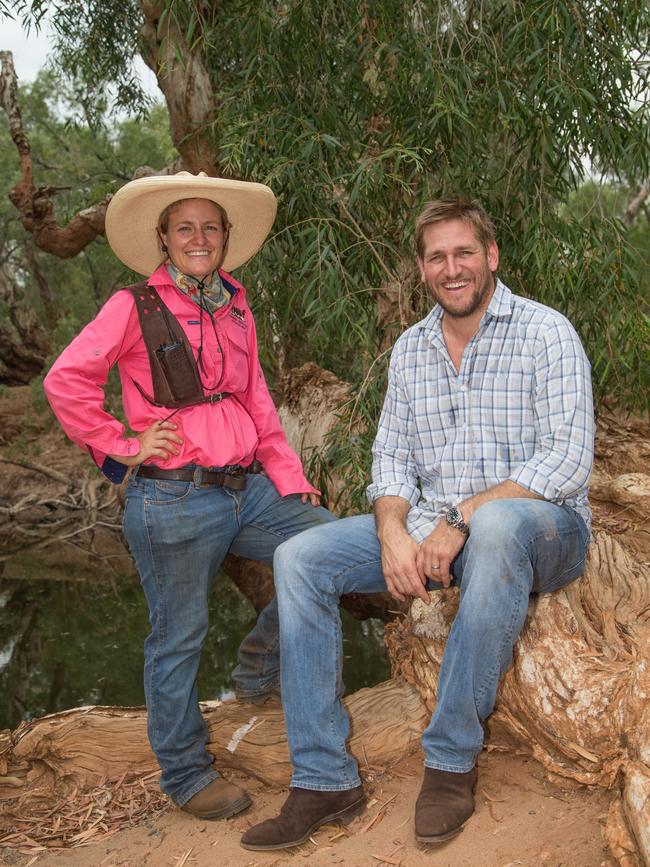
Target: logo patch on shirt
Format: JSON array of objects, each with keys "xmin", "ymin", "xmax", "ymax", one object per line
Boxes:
[
  {"xmin": 230, "ymin": 307, "xmax": 247, "ymax": 329},
  {"xmin": 187, "ymin": 320, "xmax": 201, "ymax": 325}
]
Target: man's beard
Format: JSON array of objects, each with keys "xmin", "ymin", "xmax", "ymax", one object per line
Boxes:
[{"xmin": 431, "ymin": 273, "xmax": 495, "ymax": 319}]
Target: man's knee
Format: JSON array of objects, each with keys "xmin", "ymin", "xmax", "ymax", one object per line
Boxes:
[
  {"xmin": 467, "ymin": 499, "xmax": 535, "ymax": 551},
  {"xmin": 273, "ymin": 525, "xmax": 331, "ymax": 596}
]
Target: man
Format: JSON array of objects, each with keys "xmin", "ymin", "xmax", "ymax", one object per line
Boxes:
[{"xmin": 241, "ymin": 198, "xmax": 593, "ymax": 850}]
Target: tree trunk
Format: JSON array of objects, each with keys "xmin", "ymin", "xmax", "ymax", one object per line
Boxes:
[
  {"xmin": 0, "ymin": 680, "xmax": 427, "ymax": 803},
  {"xmin": 385, "ymin": 530, "xmax": 650, "ymax": 863},
  {"xmin": 139, "ymin": 2, "xmax": 218, "ymax": 174},
  {"xmin": 0, "ymin": 264, "xmax": 51, "ymax": 385}
]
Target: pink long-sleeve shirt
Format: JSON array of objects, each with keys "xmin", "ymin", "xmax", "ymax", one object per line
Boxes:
[{"xmin": 44, "ymin": 265, "xmax": 317, "ymax": 496}]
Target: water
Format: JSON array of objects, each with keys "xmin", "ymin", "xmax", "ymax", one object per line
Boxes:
[{"xmin": 0, "ymin": 570, "xmax": 390, "ymax": 731}]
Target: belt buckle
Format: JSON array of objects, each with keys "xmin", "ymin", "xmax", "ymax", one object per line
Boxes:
[
  {"xmin": 208, "ymin": 393, "xmax": 223, "ymax": 404},
  {"xmin": 192, "ymin": 467, "xmax": 203, "ymax": 486}
]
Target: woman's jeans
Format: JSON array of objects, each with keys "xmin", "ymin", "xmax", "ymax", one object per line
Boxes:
[
  {"xmin": 273, "ymin": 499, "xmax": 590, "ymax": 791},
  {"xmin": 123, "ymin": 470, "xmax": 335, "ymax": 805}
]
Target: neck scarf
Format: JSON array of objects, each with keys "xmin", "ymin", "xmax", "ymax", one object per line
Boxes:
[{"xmin": 166, "ymin": 264, "xmax": 232, "ymax": 314}]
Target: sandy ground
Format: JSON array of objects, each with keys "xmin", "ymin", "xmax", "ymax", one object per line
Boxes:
[{"xmin": 2, "ymin": 750, "xmax": 613, "ymax": 867}]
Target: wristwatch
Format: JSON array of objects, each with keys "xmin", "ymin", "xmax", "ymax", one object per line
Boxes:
[{"xmin": 446, "ymin": 505, "xmax": 470, "ymax": 535}]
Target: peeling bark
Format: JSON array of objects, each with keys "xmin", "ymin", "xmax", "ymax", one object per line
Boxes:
[
  {"xmin": 385, "ymin": 529, "xmax": 650, "ymax": 863},
  {"xmin": 590, "ymin": 470, "xmax": 650, "ymax": 520}
]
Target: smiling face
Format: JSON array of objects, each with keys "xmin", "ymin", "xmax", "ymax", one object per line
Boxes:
[
  {"xmin": 418, "ymin": 218, "xmax": 499, "ymax": 320},
  {"xmin": 159, "ymin": 198, "xmax": 228, "ymax": 279}
]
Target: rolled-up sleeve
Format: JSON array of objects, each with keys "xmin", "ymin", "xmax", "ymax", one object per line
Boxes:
[
  {"xmin": 508, "ymin": 318, "xmax": 594, "ymax": 500},
  {"xmin": 366, "ymin": 344, "xmax": 420, "ymax": 506}
]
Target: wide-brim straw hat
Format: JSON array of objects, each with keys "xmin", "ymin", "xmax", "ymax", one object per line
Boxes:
[{"xmin": 105, "ymin": 171, "xmax": 277, "ymax": 275}]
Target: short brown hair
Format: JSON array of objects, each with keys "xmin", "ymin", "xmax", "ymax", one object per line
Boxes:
[{"xmin": 415, "ymin": 198, "xmax": 496, "ymax": 258}]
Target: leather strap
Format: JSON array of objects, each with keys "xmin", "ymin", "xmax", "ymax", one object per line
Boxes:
[
  {"xmin": 136, "ymin": 465, "xmax": 247, "ymax": 490},
  {"xmin": 129, "ymin": 282, "xmax": 203, "ymax": 405}
]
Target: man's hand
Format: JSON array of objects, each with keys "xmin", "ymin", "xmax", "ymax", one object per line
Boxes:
[
  {"xmin": 110, "ymin": 420, "xmax": 183, "ymax": 467},
  {"xmin": 416, "ymin": 521, "xmax": 467, "ymax": 588},
  {"xmin": 379, "ymin": 523, "xmax": 430, "ymax": 604},
  {"xmin": 300, "ymin": 492, "xmax": 321, "ymax": 506}
]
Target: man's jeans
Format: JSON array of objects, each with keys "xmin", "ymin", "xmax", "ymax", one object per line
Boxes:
[
  {"xmin": 123, "ymin": 470, "xmax": 335, "ymax": 805},
  {"xmin": 273, "ymin": 499, "xmax": 590, "ymax": 791}
]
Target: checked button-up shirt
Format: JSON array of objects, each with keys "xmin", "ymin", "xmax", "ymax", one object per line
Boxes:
[{"xmin": 366, "ymin": 279, "xmax": 594, "ymax": 542}]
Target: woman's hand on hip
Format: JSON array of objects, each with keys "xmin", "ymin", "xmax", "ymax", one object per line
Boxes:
[{"xmin": 109, "ymin": 420, "xmax": 183, "ymax": 466}]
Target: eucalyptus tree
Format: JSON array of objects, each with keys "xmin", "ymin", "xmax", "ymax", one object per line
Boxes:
[
  {"xmin": 2, "ymin": 0, "xmax": 649, "ymax": 480},
  {"xmin": 3, "ymin": 0, "xmax": 650, "ymax": 403}
]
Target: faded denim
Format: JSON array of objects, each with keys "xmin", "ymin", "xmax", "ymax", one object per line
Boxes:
[
  {"xmin": 273, "ymin": 499, "xmax": 589, "ymax": 791},
  {"xmin": 123, "ymin": 469, "xmax": 335, "ymax": 805}
]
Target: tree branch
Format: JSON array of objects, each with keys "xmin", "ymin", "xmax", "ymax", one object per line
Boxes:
[
  {"xmin": 0, "ymin": 51, "xmax": 111, "ymax": 258},
  {"xmin": 622, "ymin": 182, "xmax": 650, "ymax": 228},
  {"xmin": 0, "ymin": 457, "xmax": 71, "ymax": 485}
]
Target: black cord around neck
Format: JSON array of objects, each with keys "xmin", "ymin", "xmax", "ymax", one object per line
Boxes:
[{"xmin": 196, "ymin": 281, "xmax": 225, "ymax": 392}]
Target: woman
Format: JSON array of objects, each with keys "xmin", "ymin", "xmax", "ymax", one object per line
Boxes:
[{"xmin": 44, "ymin": 171, "xmax": 334, "ymax": 820}]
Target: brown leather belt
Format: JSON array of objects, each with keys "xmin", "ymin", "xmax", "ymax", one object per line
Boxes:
[{"xmin": 136, "ymin": 465, "xmax": 248, "ymax": 490}]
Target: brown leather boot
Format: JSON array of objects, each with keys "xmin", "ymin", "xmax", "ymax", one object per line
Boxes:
[
  {"xmin": 415, "ymin": 766, "xmax": 477, "ymax": 843},
  {"xmin": 240, "ymin": 785, "xmax": 366, "ymax": 850},
  {"xmin": 180, "ymin": 778, "xmax": 252, "ymax": 820}
]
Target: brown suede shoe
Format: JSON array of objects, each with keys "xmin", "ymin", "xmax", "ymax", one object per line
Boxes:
[
  {"xmin": 415, "ymin": 766, "xmax": 477, "ymax": 843},
  {"xmin": 240, "ymin": 785, "xmax": 366, "ymax": 850},
  {"xmin": 180, "ymin": 778, "xmax": 252, "ymax": 820}
]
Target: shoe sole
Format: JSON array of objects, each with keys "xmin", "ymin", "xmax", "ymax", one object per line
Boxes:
[
  {"xmin": 240, "ymin": 796, "xmax": 367, "ymax": 850},
  {"xmin": 182, "ymin": 792, "xmax": 252, "ymax": 821},
  {"xmin": 415, "ymin": 821, "xmax": 467, "ymax": 844}
]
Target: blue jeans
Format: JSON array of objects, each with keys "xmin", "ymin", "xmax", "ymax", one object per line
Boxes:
[
  {"xmin": 273, "ymin": 499, "xmax": 590, "ymax": 790},
  {"xmin": 123, "ymin": 469, "xmax": 335, "ymax": 805}
]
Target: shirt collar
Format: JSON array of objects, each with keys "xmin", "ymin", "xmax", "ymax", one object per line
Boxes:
[
  {"xmin": 146, "ymin": 263, "xmax": 238, "ymax": 299},
  {"xmin": 486, "ymin": 278, "xmax": 513, "ymax": 319}
]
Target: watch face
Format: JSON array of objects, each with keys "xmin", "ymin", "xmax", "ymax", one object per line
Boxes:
[{"xmin": 447, "ymin": 506, "xmax": 461, "ymax": 524}]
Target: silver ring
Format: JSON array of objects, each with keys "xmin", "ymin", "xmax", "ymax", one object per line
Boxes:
[{"xmin": 432, "ymin": 564, "xmax": 440, "ymax": 570}]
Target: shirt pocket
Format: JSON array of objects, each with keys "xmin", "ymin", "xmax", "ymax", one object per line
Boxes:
[{"xmin": 219, "ymin": 313, "xmax": 249, "ymax": 391}]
